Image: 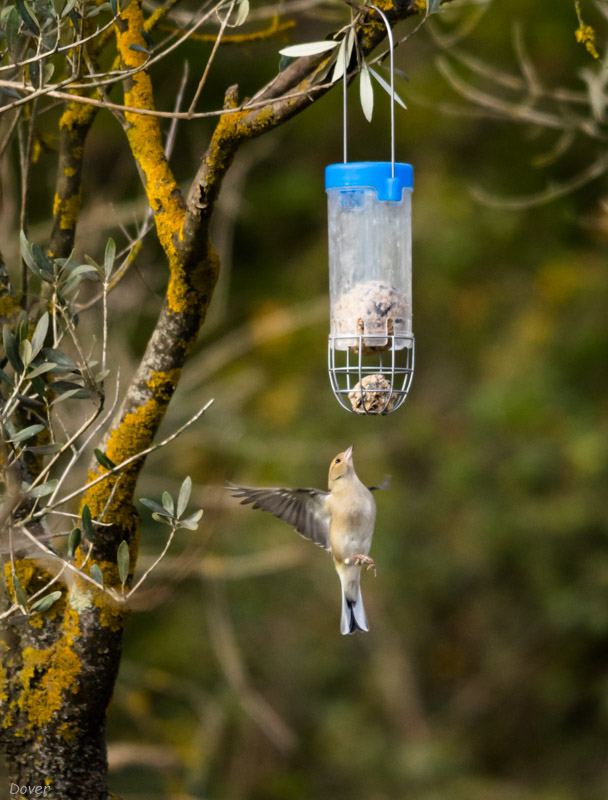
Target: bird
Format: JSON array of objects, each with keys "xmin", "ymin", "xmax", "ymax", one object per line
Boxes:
[{"xmin": 229, "ymin": 445, "xmax": 384, "ymax": 635}]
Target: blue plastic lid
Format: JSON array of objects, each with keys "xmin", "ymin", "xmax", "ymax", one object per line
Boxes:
[{"xmin": 325, "ymin": 162, "xmax": 413, "ymax": 202}]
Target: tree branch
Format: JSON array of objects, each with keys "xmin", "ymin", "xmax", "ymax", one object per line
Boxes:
[{"xmin": 184, "ymin": 0, "xmax": 429, "ymax": 241}]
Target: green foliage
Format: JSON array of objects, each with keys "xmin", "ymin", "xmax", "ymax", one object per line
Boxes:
[
  {"xmin": 94, "ymin": 448, "xmax": 116, "ymax": 470},
  {"xmin": 140, "ymin": 477, "xmax": 203, "ymax": 531},
  {"xmin": 67, "ymin": 527, "xmax": 81, "ymax": 560},
  {"xmin": 30, "ymin": 590, "xmax": 61, "ymax": 613},
  {"xmin": 81, "ymin": 504, "xmax": 94, "ymax": 541},
  {"xmin": 117, "ymin": 540, "xmax": 130, "ymax": 586},
  {"xmin": 90, "ymin": 563, "xmax": 104, "ymax": 585}
]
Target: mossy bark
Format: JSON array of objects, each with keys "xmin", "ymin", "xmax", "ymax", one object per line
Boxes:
[{"xmin": 2, "ymin": 600, "xmax": 124, "ymax": 799}]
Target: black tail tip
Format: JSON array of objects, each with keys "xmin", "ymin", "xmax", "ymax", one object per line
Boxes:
[{"xmin": 345, "ymin": 599, "xmax": 368, "ymax": 635}]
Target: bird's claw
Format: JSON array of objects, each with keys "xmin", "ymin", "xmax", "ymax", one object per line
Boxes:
[{"xmin": 346, "ymin": 554, "xmax": 377, "ymax": 576}]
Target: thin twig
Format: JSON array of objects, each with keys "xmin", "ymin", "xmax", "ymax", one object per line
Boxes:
[
  {"xmin": 427, "ymin": 0, "xmax": 491, "ymax": 48},
  {"xmin": 28, "ymin": 401, "xmax": 105, "ymax": 492},
  {"xmin": 16, "ymin": 524, "xmax": 119, "ymax": 597},
  {"xmin": 471, "ymin": 153, "xmax": 608, "ymax": 209},
  {"xmin": 18, "ymin": 98, "xmax": 38, "ymax": 298},
  {"xmin": 100, "ymin": 474, "xmax": 122, "ymax": 522},
  {"xmin": 188, "ymin": 0, "xmax": 236, "ymax": 114},
  {"xmin": 0, "ymin": 77, "xmax": 331, "ymax": 120},
  {"xmin": 48, "ymin": 369, "xmax": 121, "ymax": 504},
  {"xmin": 0, "ymin": 108, "xmax": 22, "ymax": 160},
  {"xmin": 166, "ymin": 61, "xmax": 190, "ymax": 162},
  {"xmin": 49, "ymin": 399, "xmax": 214, "ymax": 510},
  {"xmin": 0, "ymin": 16, "xmax": 116, "ymax": 76},
  {"xmin": 440, "ymin": 47, "xmax": 589, "ymax": 105},
  {"xmin": 127, "ymin": 522, "xmax": 178, "ymax": 597},
  {"xmin": 436, "ymin": 55, "xmax": 606, "ymax": 139},
  {"xmin": 102, "ymin": 279, "xmax": 108, "ymax": 373}
]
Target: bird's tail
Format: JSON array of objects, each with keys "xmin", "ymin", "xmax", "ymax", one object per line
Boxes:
[{"xmin": 340, "ymin": 585, "xmax": 369, "ymax": 635}]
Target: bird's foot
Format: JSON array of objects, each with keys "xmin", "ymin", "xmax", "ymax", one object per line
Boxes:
[{"xmin": 345, "ymin": 554, "xmax": 377, "ymax": 576}]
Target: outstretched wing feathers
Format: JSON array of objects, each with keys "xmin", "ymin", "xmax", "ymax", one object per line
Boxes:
[
  {"xmin": 368, "ymin": 474, "xmax": 391, "ymax": 492},
  {"xmin": 229, "ymin": 485, "xmax": 331, "ymax": 551}
]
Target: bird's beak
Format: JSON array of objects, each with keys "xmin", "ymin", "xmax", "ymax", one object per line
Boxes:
[{"xmin": 344, "ymin": 445, "xmax": 354, "ymax": 461}]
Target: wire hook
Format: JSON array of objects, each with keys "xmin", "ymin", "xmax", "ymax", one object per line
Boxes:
[{"xmin": 342, "ymin": 4, "xmax": 396, "ymax": 177}]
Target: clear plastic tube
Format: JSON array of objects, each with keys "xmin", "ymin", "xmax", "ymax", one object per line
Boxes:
[{"xmin": 327, "ymin": 185, "xmax": 412, "ymax": 351}]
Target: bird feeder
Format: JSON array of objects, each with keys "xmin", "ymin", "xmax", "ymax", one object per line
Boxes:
[{"xmin": 326, "ymin": 6, "xmax": 414, "ymax": 415}]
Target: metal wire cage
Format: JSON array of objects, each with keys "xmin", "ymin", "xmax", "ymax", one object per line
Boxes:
[{"xmin": 328, "ymin": 333, "xmax": 414, "ymax": 415}]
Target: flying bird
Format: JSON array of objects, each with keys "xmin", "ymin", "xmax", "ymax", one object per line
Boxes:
[{"xmin": 230, "ymin": 446, "xmax": 383, "ymax": 635}]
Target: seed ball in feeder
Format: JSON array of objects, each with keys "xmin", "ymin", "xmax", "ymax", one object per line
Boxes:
[
  {"xmin": 349, "ymin": 373, "xmax": 396, "ymax": 414},
  {"xmin": 333, "ymin": 280, "xmax": 408, "ymax": 354}
]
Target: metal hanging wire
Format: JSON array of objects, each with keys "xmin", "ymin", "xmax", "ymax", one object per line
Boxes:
[{"xmin": 342, "ymin": 4, "xmax": 396, "ymax": 175}]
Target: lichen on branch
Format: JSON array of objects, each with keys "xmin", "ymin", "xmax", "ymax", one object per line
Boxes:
[{"xmin": 116, "ymin": 0, "xmax": 187, "ymax": 291}]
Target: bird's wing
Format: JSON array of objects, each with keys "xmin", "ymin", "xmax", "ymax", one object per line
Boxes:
[
  {"xmin": 229, "ymin": 484, "xmax": 331, "ymax": 551},
  {"xmin": 368, "ymin": 474, "xmax": 391, "ymax": 492}
]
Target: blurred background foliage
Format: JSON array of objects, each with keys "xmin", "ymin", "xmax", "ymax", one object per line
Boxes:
[{"xmin": 3, "ymin": 0, "xmax": 608, "ymax": 797}]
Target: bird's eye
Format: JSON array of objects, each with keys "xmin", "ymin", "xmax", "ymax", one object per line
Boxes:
[{"xmin": 335, "ymin": 458, "xmax": 341, "ymax": 464}]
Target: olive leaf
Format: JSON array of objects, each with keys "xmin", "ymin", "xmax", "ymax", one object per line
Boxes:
[
  {"xmin": 32, "ymin": 311, "xmax": 49, "ymax": 358},
  {"xmin": 29, "ymin": 479, "xmax": 58, "ymax": 498},
  {"xmin": 177, "ymin": 476, "xmax": 192, "ymax": 518},
  {"xmin": 178, "ymin": 509, "xmax": 203, "ymax": 531},
  {"xmin": 81, "ymin": 504, "xmax": 94, "ymax": 541},
  {"xmin": 90, "ymin": 564, "xmax": 104, "ymax": 585},
  {"xmin": 234, "ymin": 0, "xmax": 249, "ymax": 27},
  {"xmin": 140, "ymin": 497, "xmax": 169, "ymax": 516},
  {"xmin": 368, "ymin": 67, "xmax": 408, "ymax": 110},
  {"xmin": 162, "ymin": 491, "xmax": 174, "ymax": 516},
  {"xmin": 117, "ymin": 540, "xmax": 130, "ymax": 586},
  {"xmin": 104, "ymin": 238, "xmax": 116, "ymax": 279},
  {"xmin": 30, "ymin": 591, "xmax": 62, "ymax": 614},
  {"xmin": 94, "ymin": 449, "xmax": 116, "ymax": 470},
  {"xmin": 12, "ymin": 573, "xmax": 28, "ymax": 607},
  {"xmin": 68, "ymin": 527, "xmax": 81, "ymax": 559},
  {"xmin": 279, "ymin": 40, "xmax": 339, "ymax": 57},
  {"xmin": 360, "ymin": 61, "xmax": 374, "ymax": 122},
  {"xmin": 11, "ymin": 424, "xmax": 45, "ymax": 444},
  {"xmin": 3, "ymin": 326, "xmax": 24, "ymax": 373}
]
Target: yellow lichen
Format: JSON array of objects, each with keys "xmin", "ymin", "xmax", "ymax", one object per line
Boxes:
[
  {"xmin": 59, "ymin": 99, "xmax": 96, "ymax": 133},
  {"xmin": 167, "ymin": 244, "xmax": 220, "ymax": 321},
  {"xmin": 18, "ymin": 608, "xmax": 82, "ymax": 730},
  {"xmin": 575, "ymin": 23, "xmax": 599, "ymax": 57},
  {"xmin": 0, "ymin": 646, "xmax": 8, "ymax": 704},
  {"xmin": 575, "ymin": 0, "xmax": 599, "ymax": 58},
  {"xmin": 80, "ymin": 370, "xmax": 179, "ymax": 566},
  {"xmin": 53, "ymin": 190, "xmax": 82, "ymax": 231},
  {"xmin": 100, "ymin": 369, "xmax": 180, "ymax": 474},
  {"xmin": 0, "ymin": 295, "xmax": 20, "ymax": 319},
  {"xmin": 115, "ymin": 1, "xmax": 193, "ymax": 313},
  {"xmin": 157, "ymin": 15, "xmax": 294, "ymax": 43},
  {"xmin": 89, "ymin": 562, "xmax": 128, "ymax": 631},
  {"xmin": 3, "ymin": 560, "xmax": 67, "ymax": 633},
  {"xmin": 57, "ymin": 721, "xmax": 78, "ymax": 743},
  {"xmin": 5, "ymin": 559, "xmax": 55, "ymax": 603}
]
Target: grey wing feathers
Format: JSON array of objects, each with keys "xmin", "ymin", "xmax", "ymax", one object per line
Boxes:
[
  {"xmin": 368, "ymin": 474, "xmax": 391, "ymax": 492},
  {"xmin": 229, "ymin": 484, "xmax": 331, "ymax": 550}
]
